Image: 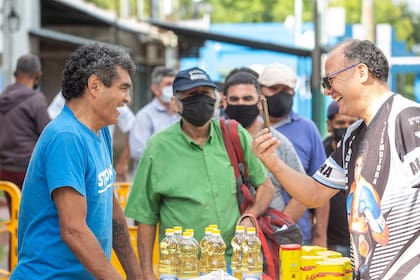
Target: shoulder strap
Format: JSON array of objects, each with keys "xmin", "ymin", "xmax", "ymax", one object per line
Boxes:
[
  {"xmin": 227, "ymin": 120, "xmax": 249, "ymax": 178},
  {"xmin": 220, "ymin": 119, "xmax": 241, "ymax": 180}
]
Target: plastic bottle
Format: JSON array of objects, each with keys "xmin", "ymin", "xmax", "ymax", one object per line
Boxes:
[
  {"xmin": 184, "ymin": 228, "xmax": 200, "ymax": 248},
  {"xmin": 242, "ymin": 227, "xmax": 262, "ymax": 280},
  {"xmin": 177, "ymin": 231, "xmax": 200, "ymax": 280},
  {"xmin": 199, "ymin": 226, "xmax": 213, "ymax": 275},
  {"xmin": 208, "ymin": 224, "xmax": 218, "ymax": 230},
  {"xmin": 173, "ymin": 226, "xmax": 183, "ymax": 263},
  {"xmin": 173, "ymin": 226, "xmax": 183, "ymax": 244},
  {"xmin": 207, "ymin": 228, "xmax": 226, "ymax": 272},
  {"xmin": 231, "ymin": 225, "xmax": 245, "ymax": 279},
  {"xmin": 159, "ymin": 228, "xmax": 178, "ymax": 280}
]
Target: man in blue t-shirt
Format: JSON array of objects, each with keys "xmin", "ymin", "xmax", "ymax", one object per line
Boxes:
[{"xmin": 11, "ymin": 43, "xmax": 141, "ymax": 280}]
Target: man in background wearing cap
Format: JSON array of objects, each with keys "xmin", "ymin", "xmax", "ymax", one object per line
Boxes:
[
  {"xmin": 323, "ymin": 101, "xmax": 357, "ymax": 257},
  {"xmin": 129, "ymin": 66, "xmax": 179, "ymax": 171},
  {"xmin": 258, "ymin": 63, "xmax": 328, "ymax": 246},
  {"xmin": 125, "ymin": 66, "xmax": 275, "ymax": 279}
]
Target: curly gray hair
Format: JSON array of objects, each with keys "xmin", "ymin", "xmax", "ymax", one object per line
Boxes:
[{"xmin": 61, "ymin": 43, "xmax": 135, "ymax": 101}]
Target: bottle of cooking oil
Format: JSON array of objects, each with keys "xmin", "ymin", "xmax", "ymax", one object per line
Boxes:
[
  {"xmin": 159, "ymin": 228, "xmax": 178, "ymax": 280},
  {"xmin": 184, "ymin": 228, "xmax": 200, "ymax": 248},
  {"xmin": 231, "ymin": 225, "xmax": 245, "ymax": 279},
  {"xmin": 208, "ymin": 224, "xmax": 218, "ymax": 230},
  {"xmin": 177, "ymin": 231, "xmax": 200, "ymax": 280},
  {"xmin": 173, "ymin": 226, "xmax": 183, "ymax": 243},
  {"xmin": 173, "ymin": 226, "xmax": 183, "ymax": 261},
  {"xmin": 199, "ymin": 226, "xmax": 213, "ymax": 275},
  {"xmin": 207, "ymin": 228, "xmax": 226, "ymax": 272},
  {"xmin": 242, "ymin": 227, "xmax": 262, "ymax": 280}
]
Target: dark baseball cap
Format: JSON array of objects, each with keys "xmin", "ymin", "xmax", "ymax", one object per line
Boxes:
[
  {"xmin": 173, "ymin": 67, "xmax": 219, "ymax": 93},
  {"xmin": 327, "ymin": 101, "xmax": 339, "ymax": 119}
]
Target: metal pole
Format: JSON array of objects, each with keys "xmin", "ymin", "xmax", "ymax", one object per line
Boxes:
[
  {"xmin": 311, "ymin": 0, "xmax": 326, "ymax": 136},
  {"xmin": 294, "ymin": 0, "xmax": 302, "ymax": 45},
  {"xmin": 2, "ymin": 0, "xmax": 13, "ymax": 88},
  {"xmin": 361, "ymin": 0, "xmax": 376, "ymax": 42}
]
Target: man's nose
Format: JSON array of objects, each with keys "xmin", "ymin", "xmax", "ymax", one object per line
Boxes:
[
  {"xmin": 123, "ymin": 92, "xmax": 131, "ymax": 103},
  {"xmin": 323, "ymin": 87, "xmax": 332, "ymax": 96}
]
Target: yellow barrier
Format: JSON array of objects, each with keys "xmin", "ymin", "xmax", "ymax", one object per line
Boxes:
[
  {"xmin": 112, "ymin": 182, "xmax": 160, "ymax": 278},
  {"xmin": 0, "ymin": 268, "xmax": 10, "ymax": 280},
  {"xmin": 0, "ymin": 181, "xmax": 21, "ymax": 278}
]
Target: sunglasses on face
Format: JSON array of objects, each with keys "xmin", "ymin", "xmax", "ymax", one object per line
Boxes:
[{"xmin": 321, "ymin": 63, "xmax": 359, "ymax": 90}]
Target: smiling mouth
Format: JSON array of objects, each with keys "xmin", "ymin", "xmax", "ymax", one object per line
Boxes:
[{"xmin": 116, "ymin": 105, "xmax": 125, "ymax": 114}]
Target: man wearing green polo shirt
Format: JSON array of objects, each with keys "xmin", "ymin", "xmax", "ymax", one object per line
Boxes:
[{"xmin": 125, "ymin": 66, "xmax": 275, "ymax": 280}]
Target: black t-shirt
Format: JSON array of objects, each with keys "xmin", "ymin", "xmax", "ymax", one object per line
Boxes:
[{"xmin": 323, "ymin": 135, "xmax": 350, "ymax": 247}]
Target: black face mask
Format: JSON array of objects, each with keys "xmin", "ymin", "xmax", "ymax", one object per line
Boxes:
[
  {"xmin": 225, "ymin": 103, "xmax": 260, "ymax": 128},
  {"xmin": 333, "ymin": 127, "xmax": 347, "ymax": 143},
  {"xmin": 180, "ymin": 94, "xmax": 216, "ymax": 127},
  {"xmin": 265, "ymin": 92, "xmax": 293, "ymax": 118}
]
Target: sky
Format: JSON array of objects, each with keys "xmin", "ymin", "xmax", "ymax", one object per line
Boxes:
[{"xmin": 397, "ymin": 0, "xmax": 420, "ymax": 12}]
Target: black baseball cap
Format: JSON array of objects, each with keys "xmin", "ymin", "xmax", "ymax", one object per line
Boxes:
[{"xmin": 173, "ymin": 67, "xmax": 219, "ymax": 93}]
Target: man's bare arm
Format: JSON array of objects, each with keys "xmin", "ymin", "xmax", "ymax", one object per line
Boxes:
[
  {"xmin": 112, "ymin": 195, "xmax": 142, "ymax": 279},
  {"xmin": 252, "ymin": 129, "xmax": 338, "ymax": 208},
  {"xmin": 137, "ymin": 223, "xmax": 157, "ymax": 280},
  {"xmin": 54, "ymin": 187, "xmax": 123, "ymax": 279}
]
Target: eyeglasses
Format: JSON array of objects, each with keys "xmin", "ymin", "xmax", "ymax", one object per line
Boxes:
[{"xmin": 321, "ymin": 63, "xmax": 359, "ymax": 89}]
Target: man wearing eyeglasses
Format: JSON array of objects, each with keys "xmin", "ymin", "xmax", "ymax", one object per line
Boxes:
[{"xmin": 253, "ymin": 39, "xmax": 420, "ymax": 280}]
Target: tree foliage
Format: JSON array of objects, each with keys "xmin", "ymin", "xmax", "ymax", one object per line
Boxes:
[
  {"xmin": 204, "ymin": 0, "xmax": 313, "ymax": 23},
  {"xmin": 85, "ymin": 0, "xmax": 419, "ymax": 47},
  {"xmin": 329, "ymin": 0, "xmax": 415, "ymax": 49}
]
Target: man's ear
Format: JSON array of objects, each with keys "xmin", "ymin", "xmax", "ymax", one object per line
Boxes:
[
  {"xmin": 171, "ymin": 96, "xmax": 181, "ymax": 113},
  {"xmin": 87, "ymin": 74, "xmax": 101, "ymax": 97},
  {"xmin": 327, "ymin": 119, "xmax": 333, "ymax": 133},
  {"xmin": 358, "ymin": 63, "xmax": 369, "ymax": 83},
  {"xmin": 151, "ymin": 84, "xmax": 160, "ymax": 97},
  {"xmin": 33, "ymin": 71, "xmax": 42, "ymax": 81},
  {"xmin": 222, "ymin": 95, "xmax": 227, "ymax": 109}
]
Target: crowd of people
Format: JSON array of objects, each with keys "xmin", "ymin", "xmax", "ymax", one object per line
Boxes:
[{"xmin": 0, "ymin": 38, "xmax": 418, "ymax": 280}]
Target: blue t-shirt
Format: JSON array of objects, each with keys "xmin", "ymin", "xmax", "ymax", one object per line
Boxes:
[
  {"xmin": 273, "ymin": 110, "xmax": 326, "ymax": 242},
  {"xmin": 11, "ymin": 106, "xmax": 114, "ymax": 280}
]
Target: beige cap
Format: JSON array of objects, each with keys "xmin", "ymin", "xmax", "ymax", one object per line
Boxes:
[{"xmin": 258, "ymin": 63, "xmax": 297, "ymax": 89}]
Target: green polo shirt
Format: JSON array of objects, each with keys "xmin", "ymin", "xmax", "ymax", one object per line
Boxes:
[{"xmin": 125, "ymin": 118, "xmax": 266, "ymax": 258}]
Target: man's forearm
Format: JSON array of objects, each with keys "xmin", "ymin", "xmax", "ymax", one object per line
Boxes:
[
  {"xmin": 138, "ymin": 223, "xmax": 157, "ymax": 280},
  {"xmin": 112, "ymin": 197, "xmax": 141, "ymax": 279},
  {"xmin": 270, "ymin": 157, "xmax": 335, "ymax": 208},
  {"xmin": 115, "ymin": 135, "xmax": 131, "ymax": 181},
  {"xmin": 312, "ymin": 202, "xmax": 329, "ymax": 247},
  {"xmin": 62, "ymin": 224, "xmax": 123, "ymax": 279},
  {"xmin": 283, "ymin": 198, "xmax": 307, "ymax": 223}
]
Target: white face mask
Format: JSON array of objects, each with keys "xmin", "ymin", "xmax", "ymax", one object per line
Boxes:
[{"xmin": 161, "ymin": 86, "xmax": 173, "ymax": 103}]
